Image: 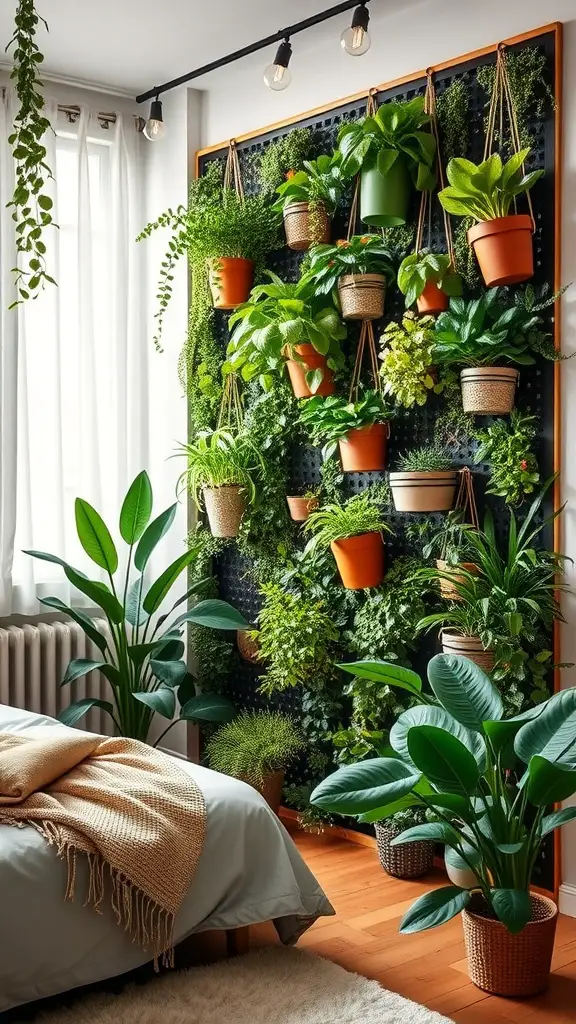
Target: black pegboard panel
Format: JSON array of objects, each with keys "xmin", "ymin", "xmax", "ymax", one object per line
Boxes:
[{"xmin": 200, "ymin": 31, "xmax": 558, "ymax": 889}]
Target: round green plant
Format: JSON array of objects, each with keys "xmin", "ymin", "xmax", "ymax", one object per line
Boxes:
[
  {"xmin": 379, "ymin": 312, "xmax": 440, "ymax": 408},
  {"xmin": 396, "ymin": 444, "xmax": 453, "ymax": 473},
  {"xmin": 398, "ymin": 252, "xmax": 462, "ymax": 308},
  {"xmin": 176, "ymin": 429, "xmax": 263, "ymax": 509},
  {"xmin": 304, "ymin": 491, "xmax": 392, "ymax": 553},
  {"xmin": 299, "ymin": 390, "xmax": 394, "ymax": 459},
  {"xmin": 306, "ymin": 235, "xmax": 396, "ymax": 297},
  {"xmin": 205, "ymin": 711, "xmax": 304, "ymax": 788},
  {"xmin": 337, "ymin": 96, "xmax": 436, "ymax": 191}
]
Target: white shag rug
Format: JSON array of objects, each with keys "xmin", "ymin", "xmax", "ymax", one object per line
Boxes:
[{"xmin": 36, "ymin": 946, "xmax": 453, "ymax": 1024}]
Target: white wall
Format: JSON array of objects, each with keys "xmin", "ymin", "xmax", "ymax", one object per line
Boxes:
[{"xmin": 197, "ymin": 1, "xmax": 576, "ymax": 906}]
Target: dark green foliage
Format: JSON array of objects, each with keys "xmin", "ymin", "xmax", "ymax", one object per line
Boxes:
[
  {"xmin": 436, "ymin": 77, "xmax": 471, "ymax": 165},
  {"xmin": 397, "ymin": 444, "xmax": 453, "ymax": 472},
  {"xmin": 476, "ymin": 47, "xmax": 554, "ymax": 149},
  {"xmin": 258, "ymin": 127, "xmax": 318, "ymax": 194},
  {"xmin": 474, "ymin": 410, "xmax": 540, "ymax": 506},
  {"xmin": 205, "ymin": 711, "xmax": 304, "ymax": 786}
]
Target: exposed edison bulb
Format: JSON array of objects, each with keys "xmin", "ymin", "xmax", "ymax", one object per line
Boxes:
[
  {"xmin": 341, "ymin": 24, "xmax": 371, "ymax": 56},
  {"xmin": 143, "ymin": 99, "xmax": 165, "ymax": 142},
  {"xmin": 263, "ymin": 62, "xmax": 292, "ymax": 91}
]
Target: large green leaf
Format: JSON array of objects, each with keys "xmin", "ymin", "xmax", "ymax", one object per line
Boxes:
[
  {"xmin": 62, "ymin": 658, "xmax": 107, "ymax": 685},
  {"xmin": 75, "ymin": 498, "xmax": 118, "ymax": 574},
  {"xmin": 134, "ymin": 503, "xmax": 177, "ymax": 571},
  {"xmin": 58, "ymin": 697, "xmax": 115, "ymax": 728},
  {"xmin": 399, "ymin": 887, "xmax": 470, "ymax": 934},
  {"xmin": 142, "ymin": 549, "xmax": 198, "ymax": 614},
  {"xmin": 526, "ymin": 755, "xmax": 576, "ymax": 806},
  {"xmin": 63, "ymin": 566, "xmax": 125, "ymax": 624},
  {"xmin": 427, "ymin": 654, "xmax": 503, "ymax": 731},
  {"xmin": 38, "ymin": 597, "xmax": 108, "ymax": 653},
  {"xmin": 390, "ymin": 821, "xmax": 461, "ymax": 847},
  {"xmin": 490, "ymin": 889, "xmax": 533, "ymax": 935},
  {"xmin": 337, "ymin": 660, "xmax": 422, "ymax": 696},
  {"xmin": 357, "ymin": 794, "xmax": 424, "ymax": 824},
  {"xmin": 149, "ymin": 658, "xmax": 188, "ymax": 687},
  {"xmin": 390, "ymin": 705, "xmax": 486, "ymax": 772},
  {"xmin": 310, "ymin": 758, "xmax": 421, "ymax": 816},
  {"xmin": 421, "ymin": 792, "xmax": 479, "ymax": 822},
  {"xmin": 482, "ymin": 702, "xmax": 547, "ymax": 758},
  {"xmin": 133, "ymin": 686, "xmax": 175, "ymax": 720},
  {"xmin": 541, "ymin": 806, "xmax": 576, "ymax": 837},
  {"xmin": 125, "ymin": 577, "xmax": 148, "ymax": 627},
  {"xmin": 119, "ymin": 471, "xmax": 153, "ymax": 545},
  {"xmin": 515, "ymin": 690, "xmax": 576, "ymax": 767},
  {"xmin": 180, "ymin": 693, "xmax": 236, "ymax": 723},
  {"xmin": 23, "ymin": 549, "xmax": 76, "ymax": 571},
  {"xmin": 407, "ymin": 726, "xmax": 480, "ymax": 796},
  {"xmin": 173, "ymin": 599, "xmax": 250, "ymax": 631}
]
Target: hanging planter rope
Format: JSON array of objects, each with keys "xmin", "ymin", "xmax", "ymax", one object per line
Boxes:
[
  {"xmin": 209, "ymin": 139, "xmax": 254, "ymax": 310},
  {"xmin": 349, "ymin": 320, "xmax": 381, "ymax": 400},
  {"xmin": 217, "ymin": 372, "xmax": 244, "ymax": 432},
  {"xmin": 436, "ymin": 466, "xmax": 480, "ymax": 601}
]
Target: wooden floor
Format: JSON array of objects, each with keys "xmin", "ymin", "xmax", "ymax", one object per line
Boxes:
[{"xmin": 251, "ymin": 829, "xmax": 576, "ymax": 1024}]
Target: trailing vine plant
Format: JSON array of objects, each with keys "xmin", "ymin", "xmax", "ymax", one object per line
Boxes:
[
  {"xmin": 477, "ymin": 46, "xmax": 555, "ymax": 149},
  {"xmin": 7, "ymin": 0, "xmax": 56, "ymax": 305}
]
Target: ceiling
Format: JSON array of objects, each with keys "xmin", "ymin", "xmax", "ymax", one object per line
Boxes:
[{"xmin": 0, "ymin": 0, "xmax": 404, "ymax": 98}]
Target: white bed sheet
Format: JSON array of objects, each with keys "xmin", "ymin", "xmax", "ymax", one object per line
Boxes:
[{"xmin": 0, "ymin": 704, "xmax": 334, "ymax": 1011}]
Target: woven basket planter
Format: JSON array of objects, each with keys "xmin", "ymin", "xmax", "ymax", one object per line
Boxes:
[
  {"xmin": 463, "ymin": 893, "xmax": 558, "ymax": 997},
  {"xmin": 436, "ymin": 560, "xmax": 480, "ymax": 601},
  {"xmin": 440, "ymin": 631, "xmax": 494, "ymax": 672},
  {"xmin": 203, "ymin": 485, "xmax": 245, "ymax": 538},
  {"xmin": 389, "ymin": 471, "xmax": 457, "ymax": 513},
  {"xmin": 286, "ymin": 495, "xmax": 318, "ymax": 521},
  {"xmin": 237, "ymin": 630, "xmax": 261, "ymax": 663},
  {"xmin": 460, "ymin": 366, "xmax": 519, "ymax": 415},
  {"xmin": 374, "ymin": 822, "xmax": 434, "ymax": 879},
  {"xmin": 338, "ymin": 274, "xmax": 386, "ymax": 320},
  {"xmin": 283, "ymin": 202, "xmax": 330, "ymax": 251}
]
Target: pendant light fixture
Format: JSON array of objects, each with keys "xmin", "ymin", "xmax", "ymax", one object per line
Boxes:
[
  {"xmin": 341, "ymin": 2, "xmax": 371, "ymax": 56},
  {"xmin": 143, "ymin": 96, "xmax": 166, "ymax": 141},
  {"xmin": 263, "ymin": 38, "xmax": 293, "ymax": 91}
]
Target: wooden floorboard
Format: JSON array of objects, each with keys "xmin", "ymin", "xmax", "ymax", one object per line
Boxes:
[{"xmin": 287, "ymin": 828, "xmax": 576, "ymax": 1023}]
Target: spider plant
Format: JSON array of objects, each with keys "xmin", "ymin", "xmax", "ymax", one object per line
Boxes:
[
  {"xmin": 176, "ymin": 429, "xmax": 263, "ymax": 509},
  {"xmin": 304, "ymin": 491, "xmax": 392, "ymax": 552}
]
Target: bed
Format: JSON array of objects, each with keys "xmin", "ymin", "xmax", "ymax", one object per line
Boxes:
[{"xmin": 0, "ymin": 704, "xmax": 334, "ymax": 1012}]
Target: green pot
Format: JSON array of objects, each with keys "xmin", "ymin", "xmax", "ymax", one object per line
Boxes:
[{"xmin": 360, "ymin": 154, "xmax": 411, "ymax": 227}]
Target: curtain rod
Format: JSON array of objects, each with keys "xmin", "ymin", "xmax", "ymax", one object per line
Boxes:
[
  {"xmin": 136, "ymin": 0, "xmax": 371, "ymax": 103},
  {"xmin": 57, "ymin": 104, "xmax": 145, "ymax": 132}
]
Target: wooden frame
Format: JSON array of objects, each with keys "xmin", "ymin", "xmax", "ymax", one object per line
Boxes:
[{"xmin": 194, "ymin": 22, "xmax": 564, "ymax": 899}]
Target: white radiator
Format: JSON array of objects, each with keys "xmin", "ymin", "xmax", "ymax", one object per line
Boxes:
[{"xmin": 0, "ymin": 620, "xmax": 114, "ymax": 734}]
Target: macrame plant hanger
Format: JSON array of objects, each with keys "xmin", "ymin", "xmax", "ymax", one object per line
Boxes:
[
  {"xmin": 447, "ymin": 466, "xmax": 480, "ymax": 559},
  {"xmin": 347, "ymin": 88, "xmax": 379, "ymax": 242},
  {"xmin": 223, "ymin": 138, "xmax": 245, "ymax": 201},
  {"xmin": 483, "ymin": 44, "xmax": 535, "ymax": 229},
  {"xmin": 415, "ymin": 70, "xmax": 455, "ymax": 266},
  {"xmin": 217, "ymin": 139, "xmax": 245, "ymax": 430}
]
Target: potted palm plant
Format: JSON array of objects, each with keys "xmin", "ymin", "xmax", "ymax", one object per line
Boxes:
[
  {"xmin": 25, "ymin": 472, "xmax": 247, "ymax": 742},
  {"xmin": 273, "ymin": 154, "xmax": 345, "ymax": 250},
  {"xmin": 397, "ymin": 251, "xmax": 463, "ymax": 315},
  {"xmin": 205, "ymin": 711, "xmax": 304, "ymax": 814},
  {"xmin": 226, "ymin": 272, "xmax": 346, "ymax": 398},
  {"xmin": 306, "ymin": 234, "xmax": 395, "ymax": 320},
  {"xmin": 379, "ymin": 312, "xmax": 441, "ymax": 409},
  {"xmin": 337, "ymin": 96, "xmax": 436, "ymax": 226},
  {"xmin": 299, "ymin": 390, "xmax": 394, "ymax": 472},
  {"xmin": 311, "ymin": 653, "xmax": 576, "ymax": 997},
  {"xmin": 304, "ymin": 491, "xmax": 392, "ymax": 590},
  {"xmin": 390, "ymin": 445, "xmax": 457, "ymax": 513},
  {"xmin": 176, "ymin": 429, "xmax": 263, "ymax": 538},
  {"xmin": 431, "ymin": 286, "xmax": 562, "ymax": 415},
  {"xmin": 438, "ymin": 149, "xmax": 543, "ymax": 287}
]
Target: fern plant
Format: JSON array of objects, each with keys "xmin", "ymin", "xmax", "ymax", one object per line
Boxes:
[
  {"xmin": 205, "ymin": 711, "xmax": 304, "ymax": 787},
  {"xmin": 304, "ymin": 492, "xmax": 392, "ymax": 552},
  {"xmin": 175, "ymin": 429, "xmax": 263, "ymax": 509}
]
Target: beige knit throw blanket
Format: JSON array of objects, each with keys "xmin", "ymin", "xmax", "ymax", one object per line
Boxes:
[{"xmin": 0, "ymin": 730, "xmax": 206, "ymax": 962}]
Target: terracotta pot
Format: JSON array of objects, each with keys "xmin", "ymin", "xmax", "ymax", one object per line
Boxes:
[
  {"xmin": 389, "ymin": 471, "xmax": 457, "ymax": 513},
  {"xmin": 256, "ymin": 770, "xmax": 285, "ymax": 815},
  {"xmin": 286, "ymin": 495, "xmax": 318, "ymax": 522},
  {"xmin": 338, "ymin": 274, "xmax": 386, "ymax": 321},
  {"xmin": 330, "ymin": 532, "xmax": 384, "ymax": 590},
  {"xmin": 417, "ymin": 280, "xmax": 449, "ymax": 315},
  {"xmin": 436, "ymin": 559, "xmax": 480, "ymax": 601},
  {"xmin": 237, "ymin": 629, "xmax": 261, "ymax": 663},
  {"xmin": 440, "ymin": 631, "xmax": 494, "ymax": 673},
  {"xmin": 285, "ymin": 344, "xmax": 335, "ymax": 398},
  {"xmin": 463, "ymin": 893, "xmax": 558, "ymax": 997},
  {"xmin": 283, "ymin": 202, "xmax": 330, "ymax": 251},
  {"xmin": 208, "ymin": 257, "xmax": 254, "ymax": 309},
  {"xmin": 203, "ymin": 485, "xmax": 245, "ymax": 538},
  {"xmin": 468, "ymin": 214, "xmax": 534, "ymax": 287},
  {"xmin": 375, "ymin": 822, "xmax": 434, "ymax": 879},
  {"xmin": 460, "ymin": 366, "xmax": 519, "ymax": 415},
  {"xmin": 339, "ymin": 423, "xmax": 389, "ymax": 472}
]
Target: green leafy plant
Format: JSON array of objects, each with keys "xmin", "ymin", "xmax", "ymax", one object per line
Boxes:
[
  {"xmin": 226, "ymin": 272, "xmax": 346, "ymax": 393},
  {"xmin": 477, "ymin": 48, "xmax": 555, "ymax": 150},
  {"xmin": 175, "ymin": 429, "xmax": 263, "ymax": 509},
  {"xmin": 258, "ymin": 127, "xmax": 317, "ymax": 193},
  {"xmin": 205, "ymin": 711, "xmax": 304, "ymax": 787},
  {"xmin": 311, "ymin": 653, "xmax": 576, "ymax": 935},
  {"xmin": 436, "ymin": 77, "xmax": 470, "ymax": 165},
  {"xmin": 453, "ymin": 218, "xmax": 481, "ymax": 290},
  {"xmin": 409, "ymin": 510, "xmax": 477, "ymax": 566},
  {"xmin": 397, "ymin": 444, "xmax": 453, "ymax": 472},
  {"xmin": 346, "ymin": 556, "xmax": 435, "ymax": 664},
  {"xmin": 438, "ymin": 150, "xmax": 543, "ymax": 222},
  {"xmin": 7, "ymin": 0, "xmax": 57, "ymax": 304},
  {"xmin": 24, "ymin": 472, "xmax": 249, "ymax": 742},
  {"xmin": 304, "ymin": 491, "xmax": 392, "ymax": 553},
  {"xmin": 338, "ymin": 97, "xmax": 436, "ymax": 190},
  {"xmin": 397, "ymin": 252, "xmax": 462, "ymax": 308},
  {"xmin": 252, "ymin": 582, "xmax": 339, "ymax": 695},
  {"xmin": 306, "ymin": 235, "xmax": 396, "ymax": 296},
  {"xmin": 299, "ymin": 390, "xmax": 394, "ymax": 460},
  {"xmin": 379, "ymin": 312, "xmax": 441, "ymax": 408},
  {"xmin": 474, "ymin": 410, "xmax": 540, "ymax": 506},
  {"xmin": 273, "ymin": 153, "xmax": 345, "ymax": 214}
]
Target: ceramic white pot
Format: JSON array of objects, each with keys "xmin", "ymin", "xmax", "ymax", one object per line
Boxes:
[{"xmin": 445, "ymin": 846, "xmax": 479, "ymax": 889}]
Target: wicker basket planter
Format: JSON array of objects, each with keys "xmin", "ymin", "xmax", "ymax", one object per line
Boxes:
[
  {"xmin": 286, "ymin": 495, "xmax": 318, "ymax": 522},
  {"xmin": 467, "ymin": 214, "xmax": 534, "ymax": 287},
  {"xmin": 389, "ymin": 471, "xmax": 457, "ymax": 513},
  {"xmin": 463, "ymin": 893, "xmax": 558, "ymax": 997},
  {"xmin": 339, "ymin": 423, "xmax": 389, "ymax": 472},
  {"xmin": 203, "ymin": 485, "xmax": 245, "ymax": 538},
  {"xmin": 283, "ymin": 202, "xmax": 330, "ymax": 251},
  {"xmin": 285, "ymin": 344, "xmax": 335, "ymax": 399},
  {"xmin": 436, "ymin": 560, "xmax": 480, "ymax": 601},
  {"xmin": 330, "ymin": 532, "xmax": 384, "ymax": 590},
  {"xmin": 440, "ymin": 630, "xmax": 494, "ymax": 672},
  {"xmin": 374, "ymin": 821, "xmax": 434, "ymax": 879},
  {"xmin": 338, "ymin": 274, "xmax": 386, "ymax": 321},
  {"xmin": 460, "ymin": 366, "xmax": 519, "ymax": 415},
  {"xmin": 237, "ymin": 629, "xmax": 261, "ymax": 663}
]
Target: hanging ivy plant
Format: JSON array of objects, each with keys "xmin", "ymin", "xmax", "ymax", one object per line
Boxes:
[{"xmin": 7, "ymin": 0, "xmax": 56, "ymax": 305}]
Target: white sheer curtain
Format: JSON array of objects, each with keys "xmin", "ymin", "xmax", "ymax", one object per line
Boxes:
[{"xmin": 0, "ymin": 93, "xmax": 185, "ymax": 616}]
